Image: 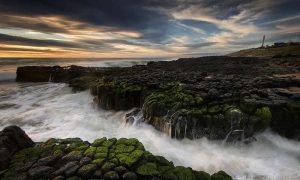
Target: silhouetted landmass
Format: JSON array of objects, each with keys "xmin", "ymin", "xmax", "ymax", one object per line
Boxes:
[{"xmin": 229, "ymin": 42, "xmax": 300, "ymax": 57}]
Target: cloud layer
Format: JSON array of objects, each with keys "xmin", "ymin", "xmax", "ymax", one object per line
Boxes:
[{"xmin": 0, "ymin": 0, "xmax": 299, "ymax": 58}]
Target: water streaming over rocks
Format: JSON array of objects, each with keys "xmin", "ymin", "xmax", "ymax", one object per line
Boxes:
[{"xmin": 1, "ymin": 82, "xmax": 300, "ymax": 179}]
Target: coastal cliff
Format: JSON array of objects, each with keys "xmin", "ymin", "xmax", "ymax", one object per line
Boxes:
[{"xmin": 16, "ymin": 56, "xmax": 300, "ymax": 141}]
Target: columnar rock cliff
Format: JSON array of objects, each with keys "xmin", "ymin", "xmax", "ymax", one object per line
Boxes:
[{"xmin": 16, "ymin": 56, "xmax": 300, "ymax": 141}]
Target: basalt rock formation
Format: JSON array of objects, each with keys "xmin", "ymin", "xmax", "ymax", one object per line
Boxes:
[
  {"xmin": 15, "ymin": 56, "xmax": 300, "ymax": 141},
  {"xmin": 0, "ymin": 126, "xmax": 231, "ymax": 180}
]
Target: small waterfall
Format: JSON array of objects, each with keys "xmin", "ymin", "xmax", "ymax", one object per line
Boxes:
[
  {"xmin": 222, "ymin": 120, "xmax": 233, "ymax": 145},
  {"xmin": 184, "ymin": 118, "xmax": 188, "ymax": 138},
  {"xmin": 222, "ymin": 109, "xmax": 243, "ymax": 144},
  {"xmin": 132, "ymin": 110, "xmax": 143, "ymax": 126},
  {"xmin": 163, "ymin": 118, "xmax": 172, "ymax": 137},
  {"xmin": 48, "ymin": 73, "xmax": 52, "ymax": 82},
  {"xmin": 123, "ymin": 108, "xmax": 144, "ymax": 126}
]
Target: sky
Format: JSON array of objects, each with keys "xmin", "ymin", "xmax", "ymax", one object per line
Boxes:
[{"xmin": 0, "ymin": 0, "xmax": 299, "ymax": 58}]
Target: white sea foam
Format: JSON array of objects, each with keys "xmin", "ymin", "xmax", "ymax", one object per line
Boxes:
[{"xmin": 0, "ymin": 82, "xmax": 300, "ymax": 179}]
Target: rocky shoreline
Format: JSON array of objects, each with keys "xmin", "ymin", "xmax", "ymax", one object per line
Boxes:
[
  {"xmin": 0, "ymin": 126, "xmax": 231, "ymax": 180},
  {"xmin": 16, "ymin": 56, "xmax": 300, "ymax": 142}
]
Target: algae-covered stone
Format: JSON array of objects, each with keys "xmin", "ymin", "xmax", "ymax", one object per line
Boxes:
[
  {"xmin": 211, "ymin": 170, "xmax": 232, "ymax": 180},
  {"xmin": 60, "ymin": 138, "xmax": 83, "ymax": 144},
  {"xmin": 95, "ymin": 152, "xmax": 107, "ymax": 159},
  {"xmin": 102, "ymin": 162, "xmax": 116, "ymax": 172},
  {"xmin": 52, "ymin": 161, "xmax": 78, "ymax": 176},
  {"xmin": 77, "ymin": 163, "xmax": 97, "ymax": 178},
  {"xmin": 155, "ymin": 155, "xmax": 173, "ymax": 166},
  {"xmin": 253, "ymin": 106, "xmax": 272, "ymax": 129},
  {"xmin": 136, "ymin": 162, "xmax": 159, "ymax": 176},
  {"xmin": 93, "ymin": 169, "xmax": 102, "ymax": 178},
  {"xmin": 114, "ymin": 144, "xmax": 135, "ymax": 153},
  {"xmin": 75, "ymin": 144, "xmax": 89, "ymax": 151},
  {"xmin": 53, "ymin": 175, "xmax": 65, "ymax": 180},
  {"xmin": 84, "ymin": 146, "xmax": 97, "ymax": 157},
  {"xmin": 110, "ymin": 158, "xmax": 119, "ymax": 165},
  {"xmin": 66, "ymin": 176, "xmax": 82, "ymax": 180},
  {"xmin": 173, "ymin": 166, "xmax": 195, "ymax": 180},
  {"xmin": 118, "ymin": 150, "xmax": 144, "ymax": 167},
  {"xmin": 114, "ymin": 166, "xmax": 127, "ymax": 174},
  {"xmin": 2, "ymin": 133, "xmax": 230, "ymax": 180},
  {"xmin": 255, "ymin": 107, "xmax": 272, "ymax": 121},
  {"xmin": 62, "ymin": 150, "xmax": 82, "ymax": 162},
  {"xmin": 102, "ymin": 138, "xmax": 117, "ymax": 148},
  {"xmin": 53, "ymin": 149, "xmax": 64, "ymax": 157},
  {"xmin": 92, "ymin": 137, "xmax": 107, "ymax": 147},
  {"xmin": 103, "ymin": 171, "xmax": 119, "ymax": 179},
  {"xmin": 79, "ymin": 157, "xmax": 92, "ymax": 165},
  {"xmin": 194, "ymin": 171, "xmax": 211, "ymax": 180},
  {"xmin": 108, "ymin": 152, "xmax": 116, "ymax": 159},
  {"xmin": 91, "ymin": 158, "xmax": 105, "ymax": 166},
  {"xmin": 28, "ymin": 166, "xmax": 54, "ymax": 179},
  {"xmin": 96, "ymin": 146, "xmax": 109, "ymax": 153},
  {"xmin": 123, "ymin": 172, "xmax": 137, "ymax": 180}
]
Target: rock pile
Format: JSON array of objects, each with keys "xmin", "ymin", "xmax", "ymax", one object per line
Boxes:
[{"xmin": 0, "ymin": 126, "xmax": 231, "ymax": 180}]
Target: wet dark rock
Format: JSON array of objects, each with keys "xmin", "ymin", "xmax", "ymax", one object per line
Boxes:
[
  {"xmin": 122, "ymin": 172, "xmax": 138, "ymax": 180},
  {"xmin": 103, "ymin": 171, "xmax": 120, "ymax": 179},
  {"xmin": 0, "ymin": 126, "xmax": 34, "ymax": 170},
  {"xmin": 77, "ymin": 164, "xmax": 97, "ymax": 178},
  {"xmin": 53, "ymin": 161, "xmax": 79, "ymax": 177},
  {"xmin": 28, "ymin": 166, "xmax": 54, "ymax": 179},
  {"xmin": 79, "ymin": 157, "xmax": 92, "ymax": 165},
  {"xmin": 53, "ymin": 175, "xmax": 65, "ymax": 180},
  {"xmin": 32, "ymin": 155, "xmax": 58, "ymax": 167},
  {"xmin": 66, "ymin": 176, "xmax": 82, "ymax": 180},
  {"xmin": 211, "ymin": 170, "xmax": 232, "ymax": 180},
  {"xmin": 114, "ymin": 166, "xmax": 127, "ymax": 175},
  {"xmin": 61, "ymin": 151, "xmax": 83, "ymax": 162}
]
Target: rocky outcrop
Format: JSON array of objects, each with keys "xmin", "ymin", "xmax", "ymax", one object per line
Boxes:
[
  {"xmin": 0, "ymin": 126, "xmax": 231, "ymax": 180},
  {"xmin": 15, "ymin": 56, "xmax": 300, "ymax": 141},
  {"xmin": 0, "ymin": 126, "xmax": 34, "ymax": 171}
]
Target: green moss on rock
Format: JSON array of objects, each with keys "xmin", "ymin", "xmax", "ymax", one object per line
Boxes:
[
  {"xmin": 77, "ymin": 164, "xmax": 97, "ymax": 177},
  {"xmin": 173, "ymin": 166, "xmax": 195, "ymax": 180},
  {"xmin": 92, "ymin": 137, "xmax": 107, "ymax": 147},
  {"xmin": 84, "ymin": 146, "xmax": 97, "ymax": 157},
  {"xmin": 2, "ymin": 137, "xmax": 232, "ymax": 180},
  {"xmin": 143, "ymin": 83, "xmax": 204, "ymax": 119},
  {"xmin": 114, "ymin": 144, "xmax": 135, "ymax": 153},
  {"xmin": 136, "ymin": 162, "xmax": 159, "ymax": 176},
  {"xmin": 118, "ymin": 149, "xmax": 144, "ymax": 167},
  {"xmin": 255, "ymin": 107, "xmax": 272, "ymax": 122},
  {"xmin": 92, "ymin": 158, "xmax": 106, "ymax": 166}
]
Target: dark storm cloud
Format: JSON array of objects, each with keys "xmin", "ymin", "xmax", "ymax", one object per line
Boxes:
[
  {"xmin": 0, "ymin": 0, "xmax": 172, "ymax": 33},
  {"xmin": 0, "ymin": 33, "xmax": 121, "ymax": 52},
  {"xmin": 0, "ymin": 33, "xmax": 80, "ymax": 48}
]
